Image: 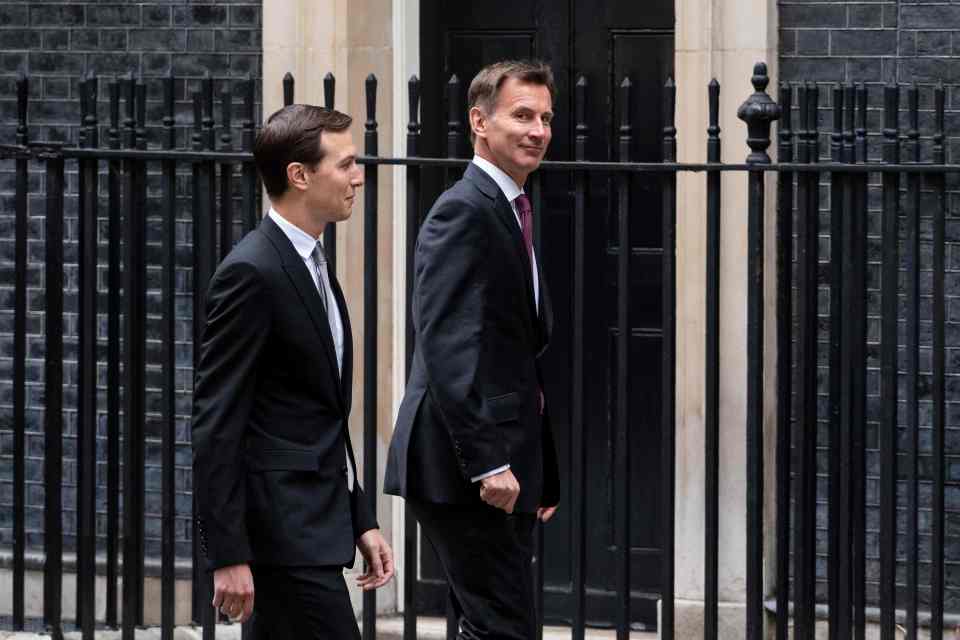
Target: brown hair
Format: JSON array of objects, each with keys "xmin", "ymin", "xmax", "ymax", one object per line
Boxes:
[
  {"xmin": 467, "ymin": 59, "xmax": 555, "ymax": 142},
  {"xmin": 253, "ymin": 104, "xmax": 352, "ymax": 197}
]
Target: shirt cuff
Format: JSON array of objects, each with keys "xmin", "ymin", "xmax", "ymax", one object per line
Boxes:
[{"xmin": 471, "ymin": 464, "xmax": 510, "ymax": 483}]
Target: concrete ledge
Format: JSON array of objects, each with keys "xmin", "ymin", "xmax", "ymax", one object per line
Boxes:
[
  {"xmin": 665, "ymin": 598, "xmax": 955, "ymax": 640},
  {"xmin": 0, "ymin": 626, "xmax": 241, "ymax": 640},
  {"xmin": 670, "ymin": 597, "xmax": 747, "ymax": 640},
  {"xmin": 0, "ymin": 568, "xmax": 193, "ymax": 626},
  {"xmin": 762, "ymin": 599, "xmax": 959, "ymax": 640},
  {"xmin": 0, "ymin": 618, "xmax": 658, "ymax": 640},
  {"xmin": 0, "ymin": 551, "xmax": 194, "ymax": 580},
  {"xmin": 372, "ymin": 617, "xmax": 657, "ymax": 639}
]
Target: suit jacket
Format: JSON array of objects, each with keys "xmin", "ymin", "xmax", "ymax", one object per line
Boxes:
[
  {"xmin": 192, "ymin": 214, "xmax": 377, "ymax": 572},
  {"xmin": 385, "ymin": 162, "xmax": 560, "ymax": 513}
]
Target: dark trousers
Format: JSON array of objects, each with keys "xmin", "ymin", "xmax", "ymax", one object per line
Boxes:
[
  {"xmin": 409, "ymin": 499, "xmax": 538, "ymax": 640},
  {"xmin": 246, "ymin": 565, "xmax": 360, "ymax": 640}
]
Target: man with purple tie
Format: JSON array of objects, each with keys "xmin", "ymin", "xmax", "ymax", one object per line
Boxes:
[{"xmin": 385, "ymin": 60, "xmax": 560, "ymax": 639}]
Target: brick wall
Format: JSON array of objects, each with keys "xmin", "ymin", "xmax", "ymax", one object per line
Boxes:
[
  {"xmin": 780, "ymin": 0, "xmax": 960, "ymax": 614},
  {"xmin": 0, "ymin": 1, "xmax": 262, "ymax": 560}
]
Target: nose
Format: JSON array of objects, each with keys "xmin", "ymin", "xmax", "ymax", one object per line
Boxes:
[
  {"xmin": 528, "ymin": 118, "xmax": 546, "ymax": 140},
  {"xmin": 352, "ymin": 167, "xmax": 365, "ymax": 187}
]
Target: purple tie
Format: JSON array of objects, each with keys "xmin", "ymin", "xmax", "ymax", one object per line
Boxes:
[
  {"xmin": 514, "ymin": 193, "xmax": 544, "ymax": 414},
  {"xmin": 514, "ymin": 193, "xmax": 534, "ymax": 260}
]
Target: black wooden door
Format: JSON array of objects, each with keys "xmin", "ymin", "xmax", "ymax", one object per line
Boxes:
[{"xmin": 417, "ymin": 1, "xmax": 674, "ymax": 630}]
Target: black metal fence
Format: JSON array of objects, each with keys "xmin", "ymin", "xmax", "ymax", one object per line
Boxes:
[{"xmin": 0, "ymin": 61, "xmax": 955, "ymax": 640}]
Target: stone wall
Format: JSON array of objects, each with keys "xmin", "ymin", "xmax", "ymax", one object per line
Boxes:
[
  {"xmin": 779, "ymin": 0, "xmax": 960, "ymax": 613},
  {"xmin": 0, "ymin": 1, "xmax": 263, "ymax": 561}
]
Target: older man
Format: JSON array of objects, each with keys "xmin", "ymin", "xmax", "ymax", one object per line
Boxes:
[{"xmin": 386, "ymin": 59, "xmax": 560, "ymax": 639}]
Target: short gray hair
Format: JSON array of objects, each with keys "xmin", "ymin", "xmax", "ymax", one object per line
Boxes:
[{"xmin": 467, "ymin": 60, "xmax": 555, "ymax": 142}]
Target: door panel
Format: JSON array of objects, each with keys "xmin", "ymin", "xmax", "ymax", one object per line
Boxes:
[{"xmin": 417, "ymin": 0, "xmax": 674, "ymax": 629}]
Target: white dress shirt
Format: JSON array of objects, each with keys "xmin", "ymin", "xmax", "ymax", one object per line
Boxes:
[
  {"xmin": 471, "ymin": 155, "xmax": 540, "ymax": 310},
  {"xmin": 468, "ymin": 156, "xmax": 542, "ymax": 483},
  {"xmin": 268, "ymin": 208, "xmax": 352, "ymax": 490},
  {"xmin": 268, "ymin": 208, "xmax": 344, "ymax": 373}
]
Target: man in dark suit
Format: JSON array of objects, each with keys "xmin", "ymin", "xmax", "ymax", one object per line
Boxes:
[
  {"xmin": 192, "ymin": 104, "xmax": 394, "ymax": 639},
  {"xmin": 385, "ymin": 60, "xmax": 560, "ymax": 639}
]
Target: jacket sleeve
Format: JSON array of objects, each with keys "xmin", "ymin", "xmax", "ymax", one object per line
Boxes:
[
  {"xmin": 191, "ymin": 260, "xmax": 270, "ymax": 571},
  {"xmin": 350, "ymin": 484, "xmax": 379, "ymax": 540},
  {"xmin": 414, "ymin": 197, "xmax": 509, "ymax": 480}
]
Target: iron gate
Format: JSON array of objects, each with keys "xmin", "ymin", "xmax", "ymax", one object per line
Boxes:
[{"xmin": 0, "ymin": 62, "xmax": 956, "ymax": 640}]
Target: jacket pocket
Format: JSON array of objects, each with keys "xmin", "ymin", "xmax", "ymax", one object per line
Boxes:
[
  {"xmin": 246, "ymin": 448, "xmax": 319, "ymax": 473},
  {"xmin": 488, "ymin": 392, "xmax": 521, "ymax": 424}
]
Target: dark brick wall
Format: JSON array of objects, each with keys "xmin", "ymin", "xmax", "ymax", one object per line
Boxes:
[
  {"xmin": 780, "ymin": 0, "xmax": 960, "ymax": 615},
  {"xmin": 0, "ymin": 1, "xmax": 262, "ymax": 560}
]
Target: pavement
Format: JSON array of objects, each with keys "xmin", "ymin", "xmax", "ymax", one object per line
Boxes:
[{"xmin": 0, "ymin": 617, "xmax": 658, "ymax": 639}]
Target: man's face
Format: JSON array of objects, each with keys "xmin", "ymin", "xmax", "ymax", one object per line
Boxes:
[
  {"xmin": 304, "ymin": 129, "xmax": 363, "ymax": 224},
  {"xmin": 473, "ymin": 77, "xmax": 553, "ymax": 185}
]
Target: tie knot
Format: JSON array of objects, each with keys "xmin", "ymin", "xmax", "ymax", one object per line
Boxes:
[
  {"xmin": 313, "ymin": 242, "xmax": 327, "ymax": 266},
  {"xmin": 514, "ymin": 193, "xmax": 532, "ymax": 217}
]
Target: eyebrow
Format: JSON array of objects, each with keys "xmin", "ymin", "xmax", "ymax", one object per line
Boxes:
[{"xmin": 513, "ymin": 105, "xmax": 553, "ymax": 117}]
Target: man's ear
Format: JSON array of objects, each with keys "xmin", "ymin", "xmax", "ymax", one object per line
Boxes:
[
  {"xmin": 469, "ymin": 106, "xmax": 486, "ymax": 140},
  {"xmin": 286, "ymin": 162, "xmax": 308, "ymax": 192}
]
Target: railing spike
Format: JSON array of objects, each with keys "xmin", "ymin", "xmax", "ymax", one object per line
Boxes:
[
  {"xmin": 221, "ymin": 85, "xmax": 233, "ymax": 151},
  {"xmin": 446, "ymin": 74, "xmax": 462, "ymax": 159},
  {"xmin": 366, "ymin": 74, "xmax": 377, "ymax": 124},
  {"xmin": 778, "ymin": 81, "xmax": 791, "ymax": 133},
  {"xmin": 708, "ymin": 78, "xmax": 720, "ymax": 132},
  {"xmin": 619, "ymin": 76, "xmax": 632, "ymax": 134},
  {"xmin": 575, "ymin": 74, "xmax": 588, "ymax": 134},
  {"xmin": 135, "ymin": 77, "xmax": 146, "ymax": 150},
  {"xmin": 283, "ymin": 72, "xmax": 294, "ymax": 106},
  {"xmin": 192, "ymin": 91, "xmax": 204, "ymax": 151},
  {"xmin": 108, "ymin": 78, "xmax": 119, "ymax": 148},
  {"xmin": 664, "ymin": 75, "xmax": 677, "ymax": 154},
  {"xmin": 408, "ymin": 75, "xmax": 420, "ymax": 132},
  {"xmin": 324, "ymin": 72, "xmax": 335, "ymax": 109},
  {"xmin": 16, "ymin": 74, "xmax": 28, "ymax": 145}
]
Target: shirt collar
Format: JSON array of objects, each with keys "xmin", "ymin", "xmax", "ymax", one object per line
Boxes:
[
  {"xmin": 471, "ymin": 155, "xmax": 524, "ymax": 204},
  {"xmin": 268, "ymin": 208, "xmax": 320, "ymax": 260}
]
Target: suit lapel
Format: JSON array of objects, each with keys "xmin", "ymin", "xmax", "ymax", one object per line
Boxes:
[
  {"xmin": 260, "ymin": 216, "xmax": 344, "ymax": 407},
  {"xmin": 328, "ymin": 269, "xmax": 353, "ymax": 412},
  {"xmin": 464, "ymin": 164, "xmax": 540, "ymax": 327}
]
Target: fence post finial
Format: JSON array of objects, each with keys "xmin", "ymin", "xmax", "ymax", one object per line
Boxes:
[
  {"xmin": 366, "ymin": 73, "xmax": 378, "ymax": 127},
  {"xmin": 446, "ymin": 74, "xmax": 462, "ymax": 159},
  {"xmin": 408, "ymin": 75, "xmax": 421, "ymax": 134},
  {"xmin": 16, "ymin": 73, "xmax": 28, "ymax": 146},
  {"xmin": 737, "ymin": 62, "xmax": 780, "ymax": 164},
  {"xmin": 283, "ymin": 72, "xmax": 294, "ymax": 107},
  {"xmin": 324, "ymin": 72, "xmax": 335, "ymax": 110}
]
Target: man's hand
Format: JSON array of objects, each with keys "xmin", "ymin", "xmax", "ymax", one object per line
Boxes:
[
  {"xmin": 356, "ymin": 529, "xmax": 395, "ymax": 591},
  {"xmin": 212, "ymin": 563, "xmax": 254, "ymax": 623},
  {"xmin": 480, "ymin": 468, "xmax": 520, "ymax": 513},
  {"xmin": 537, "ymin": 506, "xmax": 558, "ymax": 522}
]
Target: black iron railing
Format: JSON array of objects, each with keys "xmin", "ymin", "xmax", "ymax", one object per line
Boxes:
[{"xmin": 0, "ymin": 61, "xmax": 956, "ymax": 640}]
